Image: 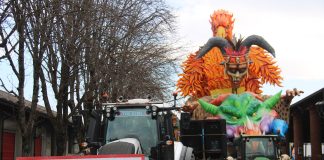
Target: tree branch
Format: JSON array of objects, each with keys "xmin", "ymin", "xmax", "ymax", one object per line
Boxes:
[{"xmin": 0, "ymin": 78, "xmax": 18, "ymax": 97}]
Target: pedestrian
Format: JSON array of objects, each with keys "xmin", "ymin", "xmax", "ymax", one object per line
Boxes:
[{"xmin": 280, "ymin": 154, "xmax": 291, "ymax": 160}]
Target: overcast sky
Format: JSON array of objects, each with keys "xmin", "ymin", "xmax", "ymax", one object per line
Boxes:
[
  {"xmin": 167, "ymin": 0, "xmax": 324, "ymax": 103},
  {"xmin": 1, "ymin": 0, "xmax": 323, "ymax": 104}
]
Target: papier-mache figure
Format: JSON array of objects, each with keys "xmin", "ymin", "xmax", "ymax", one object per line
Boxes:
[{"xmin": 177, "ymin": 9, "xmax": 302, "ymax": 138}]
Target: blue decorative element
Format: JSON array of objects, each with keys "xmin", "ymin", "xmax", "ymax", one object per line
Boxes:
[{"xmin": 270, "ymin": 119, "xmax": 288, "ymax": 137}]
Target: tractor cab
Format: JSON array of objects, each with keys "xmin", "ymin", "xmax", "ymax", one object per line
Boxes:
[
  {"xmin": 78, "ymin": 99, "xmax": 194, "ymax": 160},
  {"xmin": 236, "ymin": 135, "xmax": 279, "ymax": 160},
  {"xmin": 104, "ymin": 107, "xmax": 158, "ymax": 156},
  {"xmin": 102, "ymin": 101, "xmax": 171, "ymax": 159}
]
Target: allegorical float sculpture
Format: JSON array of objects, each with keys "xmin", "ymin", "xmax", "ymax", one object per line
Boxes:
[{"xmin": 177, "ymin": 9, "xmax": 301, "ymax": 138}]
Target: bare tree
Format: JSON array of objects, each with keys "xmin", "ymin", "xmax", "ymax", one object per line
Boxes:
[
  {"xmin": 0, "ymin": 0, "xmax": 39, "ymax": 156},
  {"xmin": 2, "ymin": 0, "xmax": 178, "ymax": 156},
  {"xmin": 83, "ymin": 0, "xmax": 178, "ymax": 102},
  {"xmin": 40, "ymin": 0, "xmax": 178, "ymax": 155},
  {"xmin": 37, "ymin": 0, "xmax": 89, "ymax": 155}
]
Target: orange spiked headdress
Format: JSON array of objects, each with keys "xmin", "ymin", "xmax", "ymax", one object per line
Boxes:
[{"xmin": 210, "ymin": 10, "xmax": 234, "ymax": 39}]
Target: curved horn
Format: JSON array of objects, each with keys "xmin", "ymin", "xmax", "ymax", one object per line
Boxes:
[
  {"xmin": 198, "ymin": 99, "xmax": 220, "ymax": 115},
  {"xmin": 241, "ymin": 35, "xmax": 276, "ymax": 57},
  {"xmin": 262, "ymin": 91, "xmax": 282, "ymax": 110},
  {"xmin": 196, "ymin": 37, "xmax": 231, "ymax": 58}
]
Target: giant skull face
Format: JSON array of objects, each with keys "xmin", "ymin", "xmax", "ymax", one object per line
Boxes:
[
  {"xmin": 223, "ymin": 46, "xmax": 249, "ymax": 89},
  {"xmin": 224, "ymin": 55, "xmax": 249, "ymax": 87},
  {"xmin": 197, "ymin": 35, "xmax": 275, "ymax": 93}
]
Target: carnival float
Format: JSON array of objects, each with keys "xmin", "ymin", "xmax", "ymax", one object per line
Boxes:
[{"xmin": 177, "ymin": 9, "xmax": 303, "ymax": 139}]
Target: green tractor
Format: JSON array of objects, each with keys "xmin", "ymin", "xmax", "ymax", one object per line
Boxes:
[{"xmin": 235, "ymin": 134, "xmax": 280, "ymax": 160}]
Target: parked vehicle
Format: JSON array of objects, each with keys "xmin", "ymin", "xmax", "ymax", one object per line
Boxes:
[{"xmin": 76, "ymin": 98, "xmax": 194, "ymax": 160}]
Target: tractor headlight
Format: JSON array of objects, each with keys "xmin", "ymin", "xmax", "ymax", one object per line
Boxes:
[
  {"xmin": 80, "ymin": 142, "xmax": 88, "ymax": 148},
  {"xmin": 152, "ymin": 106, "xmax": 158, "ymax": 112},
  {"xmin": 166, "ymin": 140, "xmax": 173, "ymax": 145}
]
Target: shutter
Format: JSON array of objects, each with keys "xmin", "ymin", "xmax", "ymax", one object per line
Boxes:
[
  {"xmin": 2, "ymin": 132, "xmax": 15, "ymax": 160},
  {"xmin": 34, "ymin": 136, "xmax": 42, "ymax": 156}
]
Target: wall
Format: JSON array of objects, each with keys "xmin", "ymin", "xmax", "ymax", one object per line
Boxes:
[{"xmin": 2, "ymin": 117, "xmax": 54, "ymax": 158}]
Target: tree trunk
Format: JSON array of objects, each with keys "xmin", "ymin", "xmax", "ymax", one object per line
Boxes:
[
  {"xmin": 56, "ymin": 132, "xmax": 67, "ymax": 155},
  {"xmin": 54, "ymin": 122, "xmax": 68, "ymax": 156},
  {"xmin": 21, "ymin": 129, "xmax": 33, "ymax": 156},
  {"xmin": 51, "ymin": 131, "xmax": 57, "ymax": 156}
]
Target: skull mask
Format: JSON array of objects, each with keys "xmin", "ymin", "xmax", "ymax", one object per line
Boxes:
[{"xmin": 197, "ymin": 35, "xmax": 275, "ymax": 93}]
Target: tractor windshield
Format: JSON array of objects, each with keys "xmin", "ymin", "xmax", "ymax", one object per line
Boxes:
[
  {"xmin": 244, "ymin": 137, "xmax": 276, "ymax": 160},
  {"xmin": 106, "ymin": 108, "xmax": 158, "ymax": 156}
]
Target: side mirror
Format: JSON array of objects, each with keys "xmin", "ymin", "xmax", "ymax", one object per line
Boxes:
[{"xmin": 86, "ymin": 110, "xmax": 101, "ymax": 143}]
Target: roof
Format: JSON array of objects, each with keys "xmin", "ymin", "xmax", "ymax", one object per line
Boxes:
[
  {"xmin": 290, "ymin": 88, "xmax": 324, "ymax": 110},
  {"xmin": 0, "ymin": 90, "xmax": 51, "ymax": 115}
]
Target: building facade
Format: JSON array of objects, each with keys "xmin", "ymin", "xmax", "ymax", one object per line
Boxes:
[
  {"xmin": 0, "ymin": 90, "xmax": 77, "ymax": 160},
  {"xmin": 289, "ymin": 88, "xmax": 324, "ymax": 160}
]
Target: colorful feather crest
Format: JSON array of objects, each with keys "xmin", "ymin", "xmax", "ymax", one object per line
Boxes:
[
  {"xmin": 177, "ymin": 52, "xmax": 209, "ymax": 97},
  {"xmin": 210, "ymin": 9, "xmax": 234, "ymax": 39}
]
